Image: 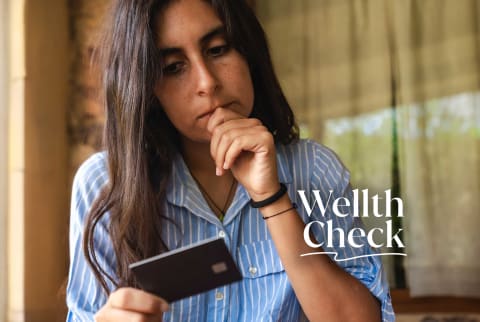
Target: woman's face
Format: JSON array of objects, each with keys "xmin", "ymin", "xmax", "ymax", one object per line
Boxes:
[{"xmin": 154, "ymin": 0, "xmax": 254, "ymax": 144}]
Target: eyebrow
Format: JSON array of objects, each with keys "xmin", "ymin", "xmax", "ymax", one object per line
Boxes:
[{"xmin": 159, "ymin": 25, "xmax": 226, "ymax": 57}]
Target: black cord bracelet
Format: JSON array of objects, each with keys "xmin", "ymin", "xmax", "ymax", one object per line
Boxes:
[
  {"xmin": 263, "ymin": 203, "xmax": 297, "ymax": 220},
  {"xmin": 250, "ymin": 183, "xmax": 287, "ymax": 208}
]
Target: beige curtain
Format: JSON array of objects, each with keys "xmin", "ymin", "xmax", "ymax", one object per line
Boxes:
[
  {"xmin": 257, "ymin": 0, "xmax": 398, "ymax": 284},
  {"xmin": 393, "ymin": 0, "xmax": 480, "ymax": 297},
  {"xmin": 257, "ymin": 0, "xmax": 480, "ymax": 297},
  {"xmin": 397, "ymin": 95, "xmax": 480, "ymax": 297},
  {"xmin": 257, "ymin": 0, "xmax": 393, "ymax": 139},
  {"xmin": 391, "ymin": 0, "xmax": 480, "ymax": 106}
]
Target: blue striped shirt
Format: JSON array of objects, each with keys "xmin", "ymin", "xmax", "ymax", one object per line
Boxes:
[{"xmin": 66, "ymin": 139, "xmax": 395, "ymax": 321}]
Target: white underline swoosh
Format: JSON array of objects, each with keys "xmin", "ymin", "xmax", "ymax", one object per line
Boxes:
[{"xmin": 300, "ymin": 251, "xmax": 407, "ymax": 262}]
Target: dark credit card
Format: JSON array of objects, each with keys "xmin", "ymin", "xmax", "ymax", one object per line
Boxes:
[{"xmin": 129, "ymin": 236, "xmax": 242, "ymax": 302}]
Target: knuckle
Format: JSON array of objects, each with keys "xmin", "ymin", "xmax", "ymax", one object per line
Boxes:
[
  {"xmin": 231, "ymin": 137, "xmax": 241, "ymax": 147},
  {"xmin": 135, "ymin": 316, "xmax": 149, "ymax": 322},
  {"xmin": 144, "ymin": 299, "xmax": 158, "ymax": 312},
  {"xmin": 250, "ymin": 118, "xmax": 262, "ymax": 126},
  {"xmin": 111, "ymin": 288, "xmax": 130, "ymax": 307},
  {"xmin": 223, "ymin": 131, "xmax": 233, "ymax": 141},
  {"xmin": 212, "ymin": 126, "xmax": 222, "ymax": 137},
  {"xmin": 130, "ymin": 317, "xmax": 143, "ymax": 322},
  {"xmin": 262, "ymin": 133, "xmax": 275, "ymax": 147},
  {"xmin": 261, "ymin": 131, "xmax": 272, "ymax": 141},
  {"xmin": 255, "ymin": 124, "xmax": 267, "ymax": 132}
]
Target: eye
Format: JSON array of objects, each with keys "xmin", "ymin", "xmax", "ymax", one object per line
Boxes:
[
  {"xmin": 162, "ymin": 61, "xmax": 185, "ymax": 75},
  {"xmin": 207, "ymin": 44, "xmax": 230, "ymax": 57}
]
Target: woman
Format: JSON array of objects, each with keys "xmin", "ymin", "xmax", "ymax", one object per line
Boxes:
[{"xmin": 66, "ymin": 0, "xmax": 395, "ymax": 321}]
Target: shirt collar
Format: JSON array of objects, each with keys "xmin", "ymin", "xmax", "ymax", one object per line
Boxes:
[{"xmin": 165, "ymin": 145, "xmax": 293, "ymax": 224}]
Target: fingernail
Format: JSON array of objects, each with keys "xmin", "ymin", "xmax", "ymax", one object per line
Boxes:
[
  {"xmin": 223, "ymin": 162, "xmax": 228, "ymax": 170},
  {"xmin": 216, "ymin": 167, "xmax": 222, "ymax": 176}
]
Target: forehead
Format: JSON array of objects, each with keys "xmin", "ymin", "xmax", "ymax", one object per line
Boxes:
[{"xmin": 156, "ymin": 0, "xmax": 223, "ymax": 48}]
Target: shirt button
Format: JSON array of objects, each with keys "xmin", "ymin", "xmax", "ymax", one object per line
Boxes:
[
  {"xmin": 218, "ymin": 231, "xmax": 226, "ymax": 238},
  {"xmin": 215, "ymin": 291, "xmax": 224, "ymax": 301},
  {"xmin": 249, "ymin": 266, "xmax": 258, "ymax": 276}
]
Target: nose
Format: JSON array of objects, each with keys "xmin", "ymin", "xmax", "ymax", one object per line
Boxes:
[{"xmin": 193, "ymin": 58, "xmax": 219, "ymax": 96}]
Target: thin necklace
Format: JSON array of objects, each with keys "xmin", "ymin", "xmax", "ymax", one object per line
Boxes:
[{"xmin": 190, "ymin": 172, "xmax": 237, "ymax": 221}]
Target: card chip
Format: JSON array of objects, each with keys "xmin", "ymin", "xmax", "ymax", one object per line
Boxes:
[{"xmin": 211, "ymin": 262, "xmax": 228, "ymax": 274}]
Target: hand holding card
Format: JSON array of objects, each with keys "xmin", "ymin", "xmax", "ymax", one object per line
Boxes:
[{"xmin": 129, "ymin": 237, "xmax": 242, "ymax": 302}]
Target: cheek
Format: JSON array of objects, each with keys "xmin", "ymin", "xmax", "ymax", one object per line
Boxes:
[
  {"xmin": 155, "ymin": 83, "xmax": 176, "ymax": 108},
  {"xmin": 154, "ymin": 82, "xmax": 187, "ymax": 114},
  {"xmin": 154, "ymin": 85, "xmax": 188, "ymax": 128},
  {"xmin": 241, "ymin": 70, "xmax": 255, "ymax": 115},
  {"xmin": 230, "ymin": 60, "xmax": 254, "ymax": 114}
]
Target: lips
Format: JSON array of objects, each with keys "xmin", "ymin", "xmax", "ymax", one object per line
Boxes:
[
  {"xmin": 197, "ymin": 101, "xmax": 234, "ymax": 119},
  {"xmin": 198, "ymin": 111, "xmax": 214, "ymax": 120}
]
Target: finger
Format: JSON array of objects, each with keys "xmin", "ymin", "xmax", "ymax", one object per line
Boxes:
[
  {"xmin": 95, "ymin": 306, "xmax": 163, "ymax": 322},
  {"xmin": 107, "ymin": 287, "xmax": 169, "ymax": 314},
  {"xmin": 213, "ymin": 117, "xmax": 262, "ymax": 138},
  {"xmin": 212, "ymin": 125, "xmax": 263, "ymax": 175},
  {"xmin": 222, "ymin": 136, "xmax": 245, "ymax": 171},
  {"xmin": 207, "ymin": 107, "xmax": 244, "ymax": 133},
  {"xmin": 211, "ymin": 120, "xmax": 258, "ymax": 172},
  {"xmin": 210, "ymin": 118, "xmax": 262, "ymax": 172},
  {"xmin": 223, "ymin": 128, "xmax": 272, "ymax": 170}
]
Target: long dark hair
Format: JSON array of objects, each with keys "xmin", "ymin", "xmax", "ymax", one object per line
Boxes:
[{"xmin": 83, "ymin": 0, "xmax": 299, "ymax": 294}]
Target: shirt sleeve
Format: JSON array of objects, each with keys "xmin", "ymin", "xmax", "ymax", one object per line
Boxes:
[
  {"xmin": 305, "ymin": 141, "xmax": 395, "ymax": 322},
  {"xmin": 66, "ymin": 154, "xmax": 115, "ymax": 322}
]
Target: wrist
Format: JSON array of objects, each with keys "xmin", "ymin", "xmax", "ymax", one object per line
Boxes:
[
  {"xmin": 249, "ymin": 183, "xmax": 285, "ymax": 208},
  {"xmin": 258, "ymin": 194, "xmax": 294, "ymax": 217},
  {"xmin": 248, "ymin": 183, "xmax": 281, "ymax": 203}
]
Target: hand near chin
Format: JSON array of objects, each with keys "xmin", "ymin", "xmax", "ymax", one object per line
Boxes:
[{"xmin": 207, "ymin": 107, "xmax": 280, "ymax": 200}]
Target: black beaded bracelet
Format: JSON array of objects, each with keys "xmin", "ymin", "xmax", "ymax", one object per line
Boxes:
[{"xmin": 249, "ymin": 183, "xmax": 287, "ymax": 208}]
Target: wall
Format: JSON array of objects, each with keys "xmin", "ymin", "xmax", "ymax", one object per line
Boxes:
[
  {"xmin": 69, "ymin": 0, "xmax": 111, "ymax": 176},
  {"xmin": 7, "ymin": 0, "xmax": 26, "ymax": 319},
  {"xmin": 19, "ymin": 0, "xmax": 69, "ymax": 321},
  {"xmin": 0, "ymin": 0, "xmax": 9, "ymax": 319}
]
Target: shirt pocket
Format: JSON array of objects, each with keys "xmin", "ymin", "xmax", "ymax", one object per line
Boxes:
[{"xmin": 236, "ymin": 239, "xmax": 285, "ymax": 279}]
